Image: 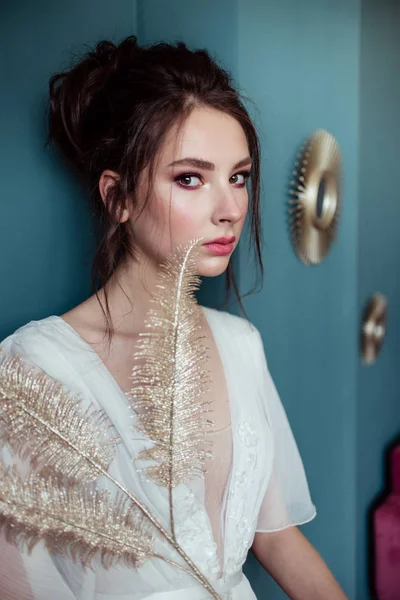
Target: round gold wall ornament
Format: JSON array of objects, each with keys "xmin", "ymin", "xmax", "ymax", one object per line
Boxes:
[
  {"xmin": 289, "ymin": 129, "xmax": 341, "ymax": 265},
  {"xmin": 361, "ymin": 293, "xmax": 388, "ymax": 365}
]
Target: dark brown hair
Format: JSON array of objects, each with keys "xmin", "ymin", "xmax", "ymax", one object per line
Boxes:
[{"xmin": 47, "ymin": 35, "xmax": 263, "ymax": 339}]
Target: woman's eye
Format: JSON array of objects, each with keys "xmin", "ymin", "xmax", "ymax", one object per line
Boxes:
[
  {"xmin": 230, "ymin": 172, "xmax": 250, "ymax": 186},
  {"xmin": 175, "ymin": 174, "xmax": 202, "ymax": 188},
  {"xmin": 174, "ymin": 171, "xmax": 250, "ymax": 189}
]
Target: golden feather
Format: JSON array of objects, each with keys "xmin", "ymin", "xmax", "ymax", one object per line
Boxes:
[
  {"xmin": 0, "ymin": 352, "xmax": 118, "ymax": 482},
  {"xmin": 0, "ymin": 462, "xmax": 153, "ymax": 569},
  {"xmin": 0, "ymin": 353, "xmax": 221, "ymax": 598},
  {"xmin": 128, "ymin": 239, "xmax": 214, "ymax": 537},
  {"xmin": 0, "ymin": 241, "xmax": 224, "ymax": 598}
]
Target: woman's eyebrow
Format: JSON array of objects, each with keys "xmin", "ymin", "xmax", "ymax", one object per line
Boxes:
[{"xmin": 167, "ymin": 156, "xmax": 252, "ymax": 170}]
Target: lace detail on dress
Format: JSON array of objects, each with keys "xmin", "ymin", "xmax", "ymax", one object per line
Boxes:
[
  {"xmin": 174, "ymin": 488, "xmax": 220, "ymax": 577},
  {"xmin": 237, "ymin": 422, "xmax": 259, "ymax": 448},
  {"xmin": 225, "ymin": 421, "xmax": 259, "ymax": 576}
]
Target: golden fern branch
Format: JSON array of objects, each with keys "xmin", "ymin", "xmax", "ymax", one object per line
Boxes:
[
  {"xmin": 0, "ymin": 351, "xmax": 118, "ymax": 482},
  {"xmin": 0, "ymin": 462, "xmax": 154, "ymax": 569},
  {"xmin": 0, "ymin": 463, "xmax": 203, "ymax": 578},
  {"xmin": 0, "ymin": 277, "xmax": 221, "ymax": 597},
  {"xmin": 128, "ymin": 239, "xmax": 214, "ymax": 539}
]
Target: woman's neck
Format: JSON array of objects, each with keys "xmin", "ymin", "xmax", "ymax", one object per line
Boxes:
[
  {"xmin": 62, "ymin": 255, "xmax": 160, "ymax": 341},
  {"xmin": 98, "ymin": 256, "xmax": 159, "ymax": 335}
]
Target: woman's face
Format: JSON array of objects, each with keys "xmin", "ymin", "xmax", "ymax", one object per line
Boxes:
[{"xmin": 131, "ymin": 106, "xmax": 251, "ymax": 277}]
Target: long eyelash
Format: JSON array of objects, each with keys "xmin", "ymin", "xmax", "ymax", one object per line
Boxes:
[
  {"xmin": 233, "ymin": 171, "xmax": 252, "ymax": 184},
  {"xmin": 173, "ymin": 170, "xmax": 251, "ymax": 188},
  {"xmin": 173, "ymin": 172, "xmax": 201, "ymax": 182}
]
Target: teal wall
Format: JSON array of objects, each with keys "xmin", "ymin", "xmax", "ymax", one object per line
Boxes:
[
  {"xmin": 0, "ymin": 0, "xmax": 135, "ymax": 338},
  {"xmin": 2, "ymin": 1, "xmax": 400, "ymax": 598},
  {"xmin": 357, "ymin": 1, "xmax": 400, "ymax": 599},
  {"xmin": 236, "ymin": 2, "xmax": 360, "ymax": 598}
]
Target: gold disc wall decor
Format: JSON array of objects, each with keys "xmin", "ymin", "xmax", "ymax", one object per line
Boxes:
[
  {"xmin": 361, "ymin": 293, "xmax": 388, "ymax": 365},
  {"xmin": 289, "ymin": 129, "xmax": 341, "ymax": 265}
]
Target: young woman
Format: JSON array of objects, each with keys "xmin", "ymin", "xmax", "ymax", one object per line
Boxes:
[{"xmin": 0, "ymin": 37, "xmax": 347, "ymax": 600}]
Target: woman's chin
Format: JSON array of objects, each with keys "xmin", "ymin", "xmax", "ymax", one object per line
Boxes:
[{"xmin": 197, "ymin": 256, "xmax": 231, "ymax": 278}]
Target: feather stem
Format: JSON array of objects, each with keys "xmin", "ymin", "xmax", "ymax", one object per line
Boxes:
[
  {"xmin": 168, "ymin": 242, "xmax": 193, "ymax": 539},
  {"xmin": 0, "ymin": 353, "xmax": 117, "ymax": 482},
  {"xmin": 0, "ymin": 490, "xmax": 199, "ymax": 582},
  {"xmin": 0, "ymin": 372, "xmax": 220, "ymax": 597},
  {"xmin": 0, "ymin": 238, "xmax": 221, "ymax": 597},
  {"xmin": 129, "ymin": 239, "xmax": 212, "ymax": 543},
  {"xmin": 78, "ymin": 451, "xmax": 221, "ymax": 598},
  {"xmin": 152, "ymin": 554, "xmax": 213, "ymax": 586}
]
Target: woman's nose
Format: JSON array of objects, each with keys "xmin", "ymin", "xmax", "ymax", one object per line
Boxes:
[{"xmin": 212, "ymin": 187, "xmax": 245, "ymax": 224}]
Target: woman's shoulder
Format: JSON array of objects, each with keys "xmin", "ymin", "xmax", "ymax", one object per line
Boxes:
[
  {"xmin": 1, "ymin": 316, "xmax": 71, "ymax": 356},
  {"xmin": 201, "ymin": 305, "xmax": 262, "ymax": 346},
  {"xmin": 0, "ymin": 316, "xmax": 94, "ymax": 389}
]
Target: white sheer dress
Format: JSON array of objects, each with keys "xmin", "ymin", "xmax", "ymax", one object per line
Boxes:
[{"xmin": 0, "ymin": 306, "xmax": 316, "ymax": 600}]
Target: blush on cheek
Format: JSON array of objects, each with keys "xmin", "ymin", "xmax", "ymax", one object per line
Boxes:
[{"xmin": 169, "ymin": 210, "xmax": 200, "ymax": 240}]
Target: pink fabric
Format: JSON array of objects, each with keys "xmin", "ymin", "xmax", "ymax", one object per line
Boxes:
[
  {"xmin": 393, "ymin": 447, "xmax": 400, "ymax": 494},
  {"xmin": 374, "ymin": 446, "xmax": 400, "ymax": 600}
]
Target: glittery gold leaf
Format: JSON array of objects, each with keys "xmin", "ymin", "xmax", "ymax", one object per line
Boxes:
[
  {"xmin": 128, "ymin": 239, "xmax": 213, "ymax": 537},
  {"xmin": 0, "ymin": 352, "xmax": 118, "ymax": 482},
  {"xmin": 0, "ymin": 463, "xmax": 153, "ymax": 569},
  {"xmin": 0, "ymin": 351, "xmax": 221, "ymax": 598}
]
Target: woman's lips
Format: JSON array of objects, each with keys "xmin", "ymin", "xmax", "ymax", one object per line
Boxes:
[{"xmin": 204, "ymin": 241, "xmax": 235, "ymax": 255}]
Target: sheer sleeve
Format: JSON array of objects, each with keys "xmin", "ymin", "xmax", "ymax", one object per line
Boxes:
[
  {"xmin": 0, "ymin": 329, "xmax": 94, "ymax": 600},
  {"xmin": 253, "ymin": 328, "xmax": 317, "ymax": 532}
]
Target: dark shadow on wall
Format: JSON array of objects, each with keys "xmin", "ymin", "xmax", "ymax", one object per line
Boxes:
[
  {"xmin": 0, "ymin": 88, "xmax": 94, "ymax": 342},
  {"xmin": 197, "ymin": 251, "xmax": 243, "ymax": 314},
  {"xmin": 0, "ymin": 0, "xmax": 132, "ymax": 341}
]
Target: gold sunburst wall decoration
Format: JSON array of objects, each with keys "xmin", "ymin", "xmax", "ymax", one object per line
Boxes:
[
  {"xmin": 289, "ymin": 129, "xmax": 342, "ymax": 265},
  {"xmin": 361, "ymin": 293, "xmax": 388, "ymax": 365}
]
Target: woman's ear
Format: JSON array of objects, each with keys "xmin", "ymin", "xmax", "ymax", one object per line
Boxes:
[{"xmin": 99, "ymin": 170, "xmax": 130, "ymax": 223}]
